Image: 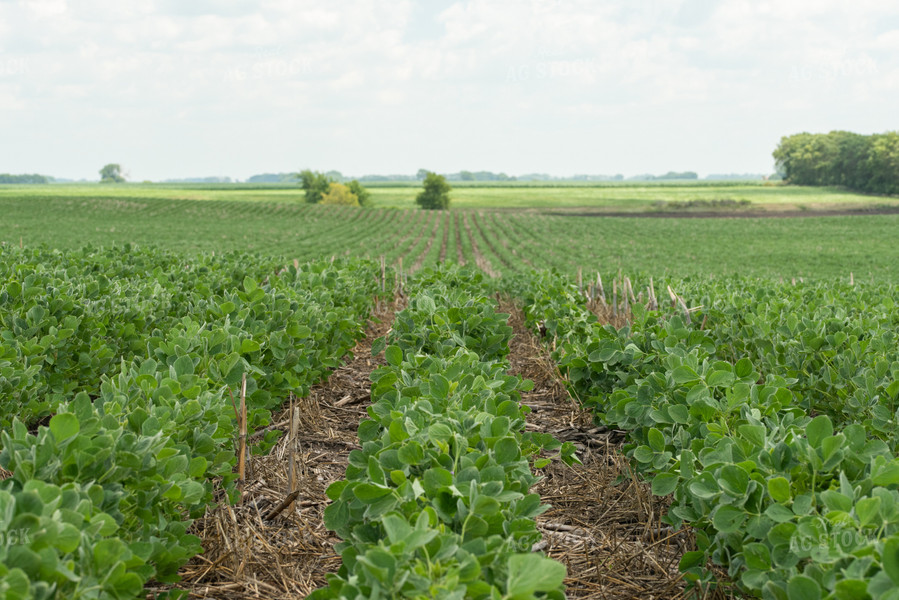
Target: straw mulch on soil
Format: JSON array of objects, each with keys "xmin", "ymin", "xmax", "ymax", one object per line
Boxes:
[
  {"xmin": 158, "ymin": 299, "xmax": 400, "ymax": 599},
  {"xmin": 158, "ymin": 294, "xmax": 736, "ymax": 599},
  {"xmin": 501, "ymin": 301, "xmax": 736, "ymax": 600}
]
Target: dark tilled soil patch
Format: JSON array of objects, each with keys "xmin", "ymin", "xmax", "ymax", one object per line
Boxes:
[{"xmin": 548, "ymin": 205, "xmax": 899, "ymax": 219}]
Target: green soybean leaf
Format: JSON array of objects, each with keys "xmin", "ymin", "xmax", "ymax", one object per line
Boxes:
[
  {"xmin": 172, "ymin": 355, "xmax": 195, "ymax": 378},
  {"xmin": 323, "ymin": 500, "xmax": 349, "ymax": 531},
  {"xmin": 647, "ymin": 428, "xmax": 666, "ymax": 452},
  {"xmin": 495, "ymin": 437, "xmax": 521, "ymax": 463},
  {"xmin": 765, "ymin": 503, "xmax": 795, "ymax": 523},
  {"xmin": 883, "ymin": 537, "xmax": 899, "ymax": 585},
  {"xmin": 49, "ymin": 413, "xmax": 80, "ymax": 441},
  {"xmin": 719, "ymin": 465, "xmax": 749, "ymax": 496},
  {"xmin": 873, "ymin": 460, "xmax": 899, "ymax": 486},
  {"xmin": 689, "ymin": 473, "xmax": 720, "ymax": 499},
  {"xmin": 370, "ymin": 336, "xmax": 386, "ymax": 356},
  {"xmin": 668, "ymin": 404, "xmax": 690, "ymax": 424},
  {"xmin": 672, "ymin": 366, "xmax": 700, "ymax": 384},
  {"xmin": 707, "ymin": 370, "xmax": 735, "ymax": 387},
  {"xmin": 739, "ymin": 424, "xmax": 766, "ymax": 447},
  {"xmin": 385, "ymin": 345, "xmax": 403, "ymax": 367},
  {"xmin": 679, "ymin": 551, "xmax": 705, "ymax": 571},
  {"xmin": 651, "ymin": 473, "xmax": 679, "ymax": 496},
  {"xmin": 743, "ymin": 543, "xmax": 771, "ymax": 570},
  {"xmin": 855, "ymin": 496, "xmax": 882, "ymax": 528},
  {"xmin": 430, "ymin": 374, "xmax": 450, "ymax": 400},
  {"xmin": 735, "ymin": 358, "xmax": 754, "ymax": 378},
  {"xmin": 506, "ymin": 553, "xmax": 566, "ymax": 596},
  {"xmin": 353, "ymin": 483, "xmax": 392, "ymax": 503},
  {"xmin": 472, "ymin": 495, "xmax": 501, "ymax": 517},
  {"xmin": 806, "ymin": 415, "xmax": 833, "ymax": 448},
  {"xmin": 422, "ymin": 468, "xmax": 453, "ymax": 494},
  {"xmin": 833, "ymin": 580, "xmax": 869, "ymax": 600},
  {"xmin": 634, "ymin": 446, "xmax": 654, "ymax": 463},
  {"xmin": 428, "ymin": 423, "xmax": 452, "ymax": 446},
  {"xmin": 766, "ymin": 469, "xmax": 791, "ymax": 501},
  {"xmin": 787, "ymin": 575, "xmax": 821, "ymax": 600},
  {"xmin": 381, "ymin": 514, "xmax": 412, "ymax": 545},
  {"xmin": 287, "ymin": 323, "xmax": 311, "ymax": 338},
  {"xmin": 241, "ymin": 339, "xmax": 261, "ymax": 353},
  {"xmin": 398, "ymin": 441, "xmax": 424, "ymax": 465},
  {"xmin": 712, "ymin": 505, "xmax": 746, "ymax": 534}
]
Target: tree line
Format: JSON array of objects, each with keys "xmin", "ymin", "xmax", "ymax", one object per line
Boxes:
[
  {"xmin": 299, "ymin": 169, "xmax": 450, "ymax": 209},
  {"xmin": 0, "ymin": 174, "xmax": 52, "ymax": 184},
  {"xmin": 773, "ymin": 130, "xmax": 899, "ymax": 195}
]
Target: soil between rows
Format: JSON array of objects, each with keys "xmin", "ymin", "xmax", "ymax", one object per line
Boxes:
[{"xmin": 163, "ymin": 297, "xmax": 735, "ymax": 599}]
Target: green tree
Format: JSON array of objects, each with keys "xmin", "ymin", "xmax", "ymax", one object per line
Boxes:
[
  {"xmin": 320, "ymin": 182, "xmax": 360, "ymax": 206},
  {"xmin": 830, "ymin": 131, "xmax": 870, "ymax": 190},
  {"xmin": 459, "ymin": 170, "xmax": 474, "ymax": 181},
  {"xmin": 863, "ymin": 132, "xmax": 899, "ymax": 195},
  {"xmin": 346, "ymin": 180, "xmax": 370, "ymax": 206},
  {"xmin": 99, "ymin": 163, "xmax": 125, "ymax": 183},
  {"xmin": 298, "ymin": 169, "xmax": 333, "ymax": 203},
  {"xmin": 773, "ymin": 130, "xmax": 899, "ymax": 195},
  {"xmin": 416, "ymin": 171, "xmax": 451, "ymax": 210},
  {"xmin": 415, "ymin": 168, "xmax": 429, "ymax": 181}
]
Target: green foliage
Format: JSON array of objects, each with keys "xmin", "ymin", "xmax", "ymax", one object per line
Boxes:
[
  {"xmin": 313, "ymin": 266, "xmax": 572, "ymax": 599},
  {"xmin": 321, "ymin": 182, "xmax": 359, "ymax": 206},
  {"xmin": 298, "ymin": 169, "xmax": 333, "ymax": 204},
  {"xmin": 0, "ymin": 245, "xmax": 386, "ymax": 597},
  {"xmin": 99, "ymin": 164, "xmax": 125, "ymax": 184},
  {"xmin": 345, "ymin": 180, "xmax": 370, "ymax": 206},
  {"xmin": 506, "ymin": 270, "xmax": 899, "ymax": 598},
  {"xmin": 3, "ymin": 184, "xmax": 899, "ymax": 282},
  {"xmin": 773, "ymin": 130, "xmax": 899, "ymax": 195},
  {"xmin": 0, "ymin": 174, "xmax": 51, "ymax": 184},
  {"xmin": 415, "ymin": 172, "xmax": 451, "ymax": 210}
]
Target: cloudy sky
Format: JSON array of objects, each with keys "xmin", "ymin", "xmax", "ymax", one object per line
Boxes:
[{"xmin": 1, "ymin": 0, "xmax": 897, "ymax": 181}]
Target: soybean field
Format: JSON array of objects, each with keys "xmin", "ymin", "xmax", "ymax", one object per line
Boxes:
[
  {"xmin": 2, "ymin": 185, "xmax": 899, "ymax": 600},
  {"xmin": 3, "ymin": 194, "xmax": 899, "ymax": 281}
]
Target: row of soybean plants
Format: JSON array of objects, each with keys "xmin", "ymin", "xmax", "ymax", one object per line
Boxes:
[
  {"xmin": 313, "ymin": 266, "xmax": 576, "ymax": 600},
  {"xmin": 504, "ymin": 271, "xmax": 899, "ymax": 600},
  {"xmin": 0, "ymin": 244, "xmax": 383, "ymax": 599}
]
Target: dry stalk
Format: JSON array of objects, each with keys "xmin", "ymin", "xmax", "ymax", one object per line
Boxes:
[{"xmin": 238, "ymin": 373, "xmax": 247, "ymax": 483}]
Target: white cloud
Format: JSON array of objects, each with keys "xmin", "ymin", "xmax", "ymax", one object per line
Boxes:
[{"xmin": 0, "ymin": 0, "xmax": 896, "ymax": 179}]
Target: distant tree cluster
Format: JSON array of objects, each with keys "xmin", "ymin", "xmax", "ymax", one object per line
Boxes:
[
  {"xmin": 627, "ymin": 171, "xmax": 698, "ymax": 181},
  {"xmin": 415, "ymin": 171, "xmax": 451, "ymax": 210},
  {"xmin": 773, "ymin": 131, "xmax": 899, "ymax": 195},
  {"xmin": 163, "ymin": 176, "xmax": 234, "ymax": 184},
  {"xmin": 0, "ymin": 174, "xmax": 52, "ymax": 184},
  {"xmin": 247, "ymin": 173, "xmax": 296, "ymax": 183},
  {"xmin": 453, "ymin": 170, "xmax": 514, "ymax": 182},
  {"xmin": 99, "ymin": 163, "xmax": 125, "ymax": 183},
  {"xmin": 298, "ymin": 170, "xmax": 370, "ymax": 207}
]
